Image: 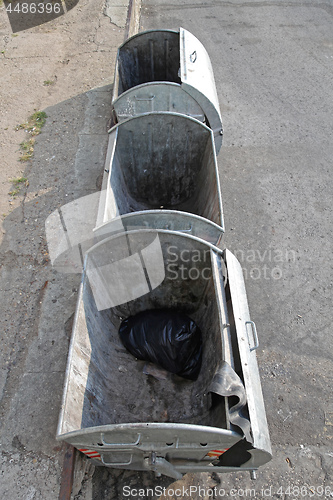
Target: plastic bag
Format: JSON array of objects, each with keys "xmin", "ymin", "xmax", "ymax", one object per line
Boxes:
[{"xmin": 119, "ymin": 309, "xmax": 202, "ymax": 380}]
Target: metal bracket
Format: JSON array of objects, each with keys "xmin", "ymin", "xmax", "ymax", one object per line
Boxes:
[{"xmin": 146, "ymin": 453, "xmax": 183, "ymax": 480}]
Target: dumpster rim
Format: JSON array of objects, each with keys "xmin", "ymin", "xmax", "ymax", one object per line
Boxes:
[
  {"xmin": 93, "ymin": 209, "xmax": 225, "ymax": 239},
  {"xmin": 56, "ymin": 421, "xmax": 242, "ymax": 442},
  {"xmin": 116, "ymin": 28, "xmax": 179, "ymax": 52},
  {"xmin": 112, "ymin": 81, "xmax": 205, "ymax": 121},
  {"xmin": 107, "ymin": 109, "xmax": 215, "ymax": 135},
  {"xmin": 84, "ymin": 228, "xmax": 224, "ymax": 259}
]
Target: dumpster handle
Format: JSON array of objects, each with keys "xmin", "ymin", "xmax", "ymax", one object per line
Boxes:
[
  {"xmin": 181, "ymin": 224, "xmax": 193, "ymax": 233},
  {"xmin": 100, "ymin": 433, "xmax": 141, "ymax": 447},
  {"xmin": 171, "ymin": 224, "xmax": 192, "ymax": 233},
  {"xmin": 190, "ymin": 50, "xmax": 197, "ymax": 63},
  {"xmin": 162, "ymin": 224, "xmax": 192, "ymax": 233},
  {"xmin": 245, "ymin": 321, "xmax": 259, "ymax": 351},
  {"xmin": 135, "ymin": 95, "xmax": 155, "ymax": 101},
  {"xmin": 100, "ymin": 453, "xmax": 133, "ymax": 466}
]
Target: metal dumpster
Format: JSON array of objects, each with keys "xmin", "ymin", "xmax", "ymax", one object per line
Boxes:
[
  {"xmin": 112, "ymin": 28, "xmax": 223, "ymax": 154},
  {"xmin": 57, "ymin": 230, "xmax": 272, "ymax": 478},
  {"xmin": 95, "ymin": 112, "xmax": 224, "ymax": 245}
]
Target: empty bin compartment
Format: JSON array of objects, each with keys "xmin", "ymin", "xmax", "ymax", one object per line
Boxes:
[
  {"xmin": 112, "ymin": 28, "xmax": 223, "ymax": 153},
  {"xmin": 95, "ymin": 112, "xmax": 224, "ymax": 245}
]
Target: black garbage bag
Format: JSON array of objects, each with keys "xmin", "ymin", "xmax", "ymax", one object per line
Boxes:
[{"xmin": 119, "ymin": 309, "xmax": 202, "ymax": 380}]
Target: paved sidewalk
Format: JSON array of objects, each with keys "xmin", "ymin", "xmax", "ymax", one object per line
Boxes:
[{"xmin": 0, "ymin": 0, "xmax": 126, "ymax": 497}]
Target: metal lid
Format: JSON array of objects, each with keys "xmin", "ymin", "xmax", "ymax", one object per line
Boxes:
[{"xmin": 179, "ymin": 27, "xmax": 223, "ymax": 153}]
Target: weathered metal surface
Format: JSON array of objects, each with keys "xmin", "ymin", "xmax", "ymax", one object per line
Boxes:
[
  {"xmin": 58, "ymin": 445, "xmax": 75, "ymax": 500},
  {"xmin": 94, "ymin": 210, "xmax": 223, "ymax": 246},
  {"xmin": 112, "ymin": 28, "xmax": 223, "ymax": 153},
  {"xmin": 57, "ymin": 230, "xmax": 271, "ymax": 477},
  {"xmin": 113, "ymin": 82, "xmax": 205, "ymax": 123},
  {"xmin": 113, "ymin": 30, "xmax": 180, "ymax": 94}
]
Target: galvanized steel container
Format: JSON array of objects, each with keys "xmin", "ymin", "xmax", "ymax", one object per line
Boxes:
[
  {"xmin": 57, "ymin": 230, "xmax": 271, "ymax": 478},
  {"xmin": 112, "ymin": 28, "xmax": 223, "ymax": 153}
]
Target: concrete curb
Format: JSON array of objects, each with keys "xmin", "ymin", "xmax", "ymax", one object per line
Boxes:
[{"xmin": 124, "ymin": 0, "xmax": 141, "ymax": 40}]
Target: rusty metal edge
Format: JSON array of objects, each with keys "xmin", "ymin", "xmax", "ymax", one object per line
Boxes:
[
  {"xmin": 124, "ymin": 0, "xmax": 141, "ymax": 41},
  {"xmin": 58, "ymin": 444, "xmax": 76, "ymax": 500}
]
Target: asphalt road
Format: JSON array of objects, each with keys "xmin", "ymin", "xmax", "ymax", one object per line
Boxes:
[{"xmin": 137, "ymin": 0, "xmax": 333, "ymax": 497}]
